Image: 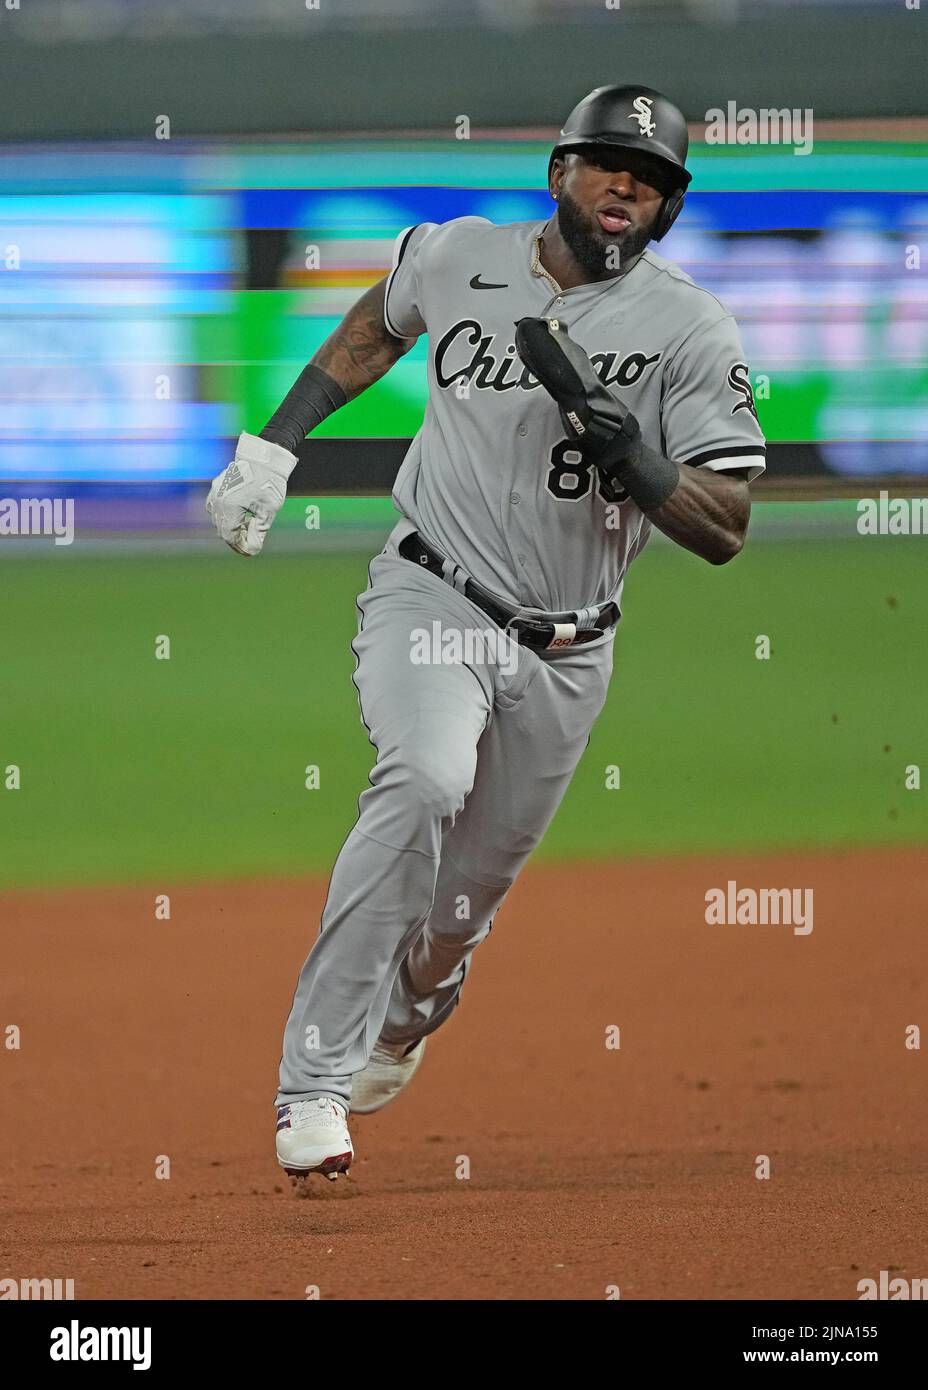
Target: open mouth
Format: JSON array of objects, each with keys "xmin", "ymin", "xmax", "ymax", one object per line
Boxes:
[{"xmin": 596, "ymin": 207, "xmax": 632, "ymax": 235}]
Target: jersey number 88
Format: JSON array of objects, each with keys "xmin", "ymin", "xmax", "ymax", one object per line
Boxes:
[{"xmin": 545, "ymin": 440, "xmax": 628, "ymax": 506}]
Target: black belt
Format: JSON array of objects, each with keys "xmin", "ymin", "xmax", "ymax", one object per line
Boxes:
[{"xmin": 398, "ymin": 531, "xmax": 618, "ymax": 653}]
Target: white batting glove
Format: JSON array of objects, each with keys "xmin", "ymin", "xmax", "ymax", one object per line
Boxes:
[{"xmin": 206, "ymin": 432, "xmax": 298, "ymax": 557}]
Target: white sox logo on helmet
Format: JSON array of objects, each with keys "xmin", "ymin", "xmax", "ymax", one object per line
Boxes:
[{"xmin": 629, "ymin": 96, "xmax": 656, "ymax": 138}]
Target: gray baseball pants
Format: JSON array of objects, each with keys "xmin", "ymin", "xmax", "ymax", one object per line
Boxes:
[{"xmin": 275, "ymin": 528, "xmax": 614, "ymax": 1108}]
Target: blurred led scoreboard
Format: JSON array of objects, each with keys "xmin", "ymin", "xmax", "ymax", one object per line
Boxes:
[{"xmin": 0, "ymin": 135, "xmax": 925, "ymax": 483}]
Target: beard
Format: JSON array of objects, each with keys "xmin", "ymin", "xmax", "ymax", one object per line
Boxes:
[{"xmin": 556, "ymin": 188, "xmax": 655, "ymax": 278}]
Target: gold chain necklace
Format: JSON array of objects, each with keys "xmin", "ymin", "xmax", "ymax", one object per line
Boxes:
[
  {"xmin": 532, "ymin": 233, "xmax": 642, "ymax": 295},
  {"xmin": 531, "ymin": 234, "xmax": 562, "ymax": 296}
]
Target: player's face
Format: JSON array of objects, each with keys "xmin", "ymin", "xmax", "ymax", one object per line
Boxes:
[{"xmin": 553, "ymin": 148, "xmax": 670, "ymax": 275}]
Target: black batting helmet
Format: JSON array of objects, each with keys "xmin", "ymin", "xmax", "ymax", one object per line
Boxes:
[{"xmin": 550, "ymin": 84, "xmax": 692, "ymax": 241}]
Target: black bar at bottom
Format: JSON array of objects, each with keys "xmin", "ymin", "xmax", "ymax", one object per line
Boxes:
[{"xmin": 2, "ymin": 1297, "xmax": 923, "ymax": 1371}]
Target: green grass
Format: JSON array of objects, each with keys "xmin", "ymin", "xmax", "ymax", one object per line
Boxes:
[{"xmin": 1, "ymin": 533, "xmax": 925, "ymax": 889}]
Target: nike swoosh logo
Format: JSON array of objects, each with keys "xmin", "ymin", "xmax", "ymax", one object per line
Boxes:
[{"xmin": 470, "ymin": 275, "xmax": 508, "ymax": 290}]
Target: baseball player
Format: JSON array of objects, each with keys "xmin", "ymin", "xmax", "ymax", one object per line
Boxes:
[{"xmin": 206, "ymin": 84, "xmax": 766, "ymax": 1182}]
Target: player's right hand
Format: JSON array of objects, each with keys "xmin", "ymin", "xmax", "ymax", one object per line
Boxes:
[{"xmin": 206, "ymin": 432, "xmax": 298, "ymax": 557}]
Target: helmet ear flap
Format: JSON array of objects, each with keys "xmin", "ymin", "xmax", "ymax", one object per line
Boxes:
[{"xmin": 653, "ymin": 188, "xmax": 685, "ymax": 242}]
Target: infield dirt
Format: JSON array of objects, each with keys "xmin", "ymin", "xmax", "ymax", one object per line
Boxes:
[{"xmin": 2, "ymin": 848, "xmax": 925, "ymax": 1300}]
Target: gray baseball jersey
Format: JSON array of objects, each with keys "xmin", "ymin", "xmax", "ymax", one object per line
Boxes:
[
  {"xmin": 276, "ymin": 214, "xmax": 766, "ymax": 1115},
  {"xmin": 384, "ymin": 216, "xmax": 766, "ymax": 617}
]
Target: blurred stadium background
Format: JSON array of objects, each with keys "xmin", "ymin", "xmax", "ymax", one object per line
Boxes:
[{"xmin": 1, "ymin": 0, "xmax": 925, "ymax": 887}]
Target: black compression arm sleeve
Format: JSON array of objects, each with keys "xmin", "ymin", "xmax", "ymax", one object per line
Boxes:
[
  {"xmin": 597, "ymin": 419, "xmax": 680, "ymax": 512},
  {"xmin": 259, "ymin": 364, "xmax": 348, "ymax": 455},
  {"xmin": 612, "ymin": 440, "xmax": 680, "ymax": 512}
]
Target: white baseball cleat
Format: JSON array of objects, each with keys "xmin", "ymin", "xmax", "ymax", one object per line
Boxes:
[
  {"xmin": 275, "ymin": 1097, "xmax": 353, "ymax": 1179},
  {"xmin": 351, "ymin": 1037, "xmax": 427, "ymax": 1115}
]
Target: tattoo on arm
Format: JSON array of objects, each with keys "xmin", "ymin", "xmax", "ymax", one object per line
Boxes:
[{"xmin": 313, "ymin": 278, "xmax": 414, "ymax": 401}]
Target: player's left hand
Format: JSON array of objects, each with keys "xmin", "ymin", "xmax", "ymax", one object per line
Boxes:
[
  {"xmin": 515, "ymin": 317, "xmax": 641, "ymax": 501},
  {"xmin": 206, "ymin": 432, "xmax": 298, "ymax": 557}
]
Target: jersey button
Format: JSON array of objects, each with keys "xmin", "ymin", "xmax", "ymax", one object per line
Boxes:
[
  {"xmin": 517, "ymin": 425, "xmax": 528, "ymax": 437},
  {"xmin": 517, "ymin": 554, "xmax": 526, "ymax": 565},
  {"xmin": 510, "ymin": 492, "xmax": 520, "ymax": 504}
]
